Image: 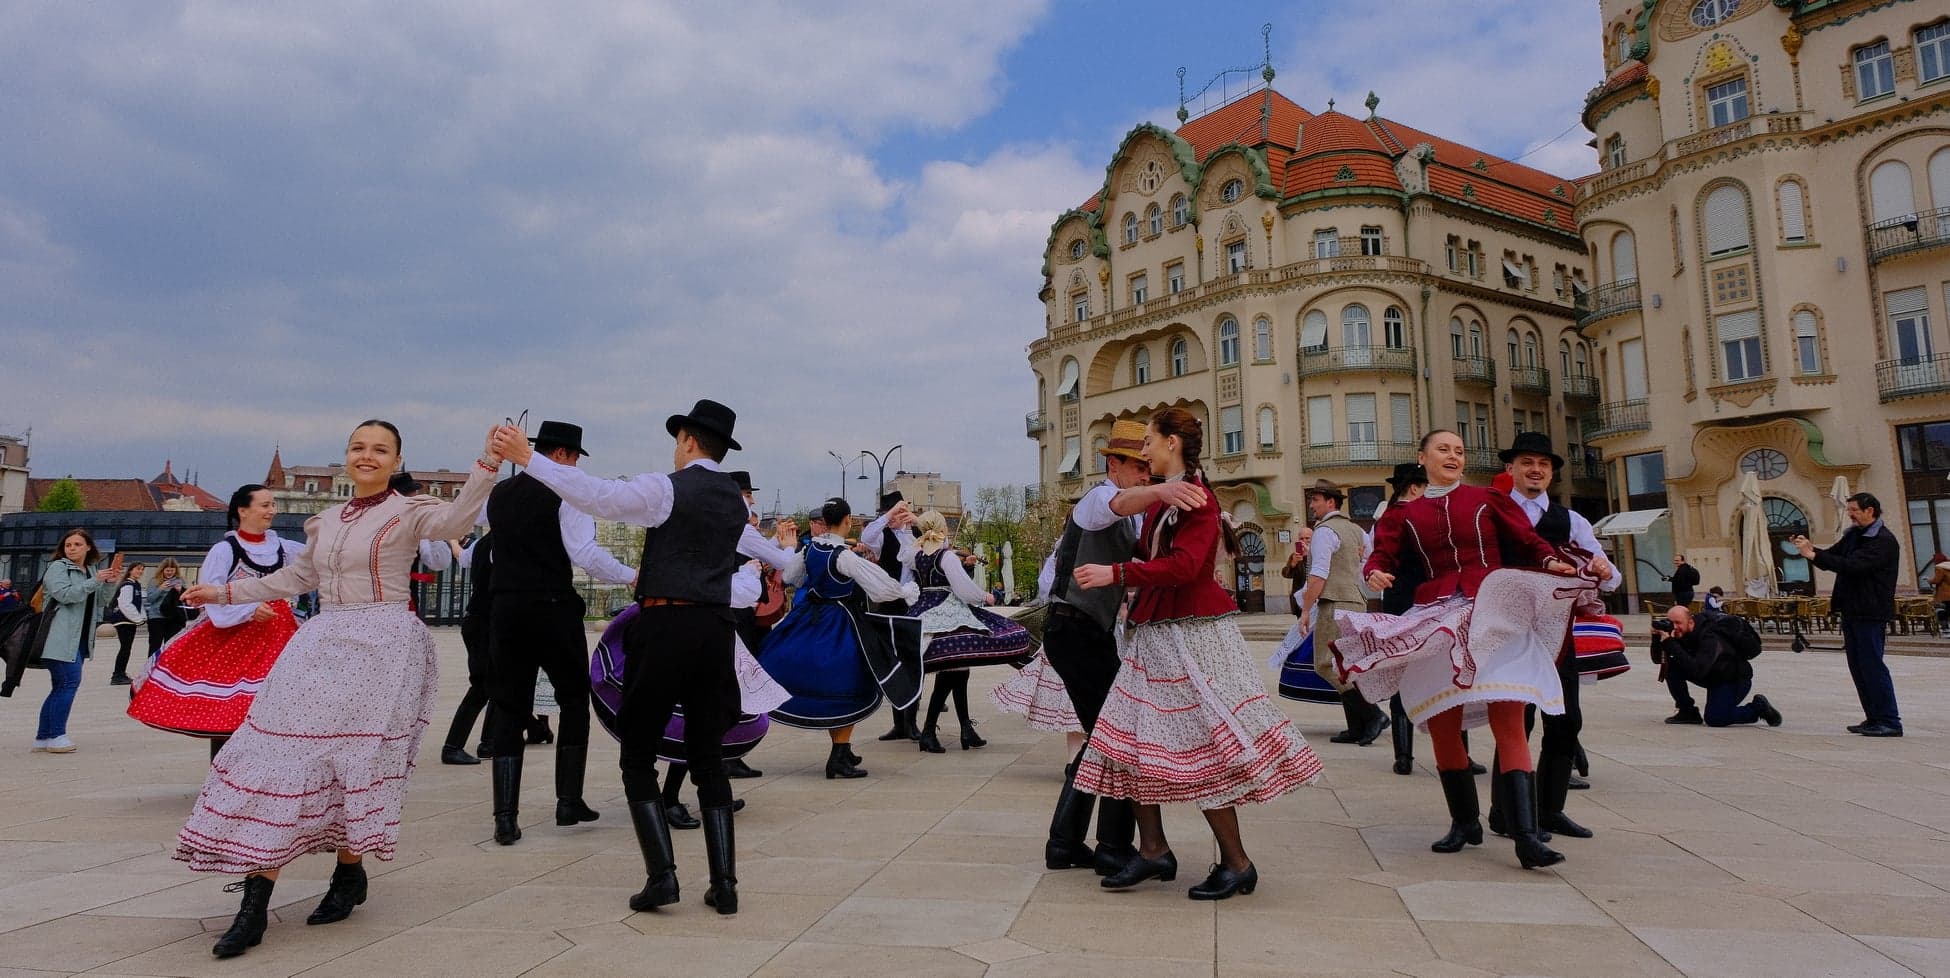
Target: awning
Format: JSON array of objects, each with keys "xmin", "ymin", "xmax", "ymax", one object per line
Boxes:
[
  {"xmin": 1570, "ymin": 279, "xmax": 1590, "ymax": 296},
  {"xmin": 1502, "ymin": 260, "xmax": 1526, "ymax": 282},
  {"xmin": 1592, "ymin": 508, "xmax": 1669, "ymax": 537},
  {"xmin": 1056, "ymin": 370, "xmax": 1079, "ymax": 399},
  {"xmin": 1057, "ymin": 443, "xmax": 1081, "ymax": 475}
]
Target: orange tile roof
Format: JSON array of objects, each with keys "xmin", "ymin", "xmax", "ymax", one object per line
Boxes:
[
  {"xmin": 26, "ymin": 478, "xmax": 162, "ymax": 512},
  {"xmin": 1175, "ymin": 90, "xmax": 1309, "ymax": 158},
  {"xmin": 1589, "ymin": 61, "xmax": 1649, "ymax": 106}
]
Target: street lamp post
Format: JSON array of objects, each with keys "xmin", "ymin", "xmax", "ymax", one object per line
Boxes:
[
  {"xmin": 827, "ymin": 450, "xmax": 854, "ymax": 509},
  {"xmin": 855, "ymin": 444, "xmax": 903, "ymax": 511}
]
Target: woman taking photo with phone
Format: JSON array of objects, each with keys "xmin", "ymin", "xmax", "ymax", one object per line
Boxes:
[{"xmin": 34, "ymin": 529, "xmax": 120, "ymax": 753}]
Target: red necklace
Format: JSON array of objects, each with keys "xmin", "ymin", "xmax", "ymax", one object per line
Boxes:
[
  {"xmin": 235, "ymin": 530, "xmax": 267, "ymax": 544},
  {"xmin": 339, "ymin": 490, "xmax": 394, "ymax": 522}
]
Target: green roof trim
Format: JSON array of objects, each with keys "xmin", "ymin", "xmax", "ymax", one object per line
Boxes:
[
  {"xmin": 1091, "ymin": 123, "xmax": 1206, "ymax": 230},
  {"xmin": 1200, "ymin": 143, "xmax": 1279, "ymax": 201},
  {"xmin": 1039, "ymin": 208, "xmax": 1107, "ymax": 278}
]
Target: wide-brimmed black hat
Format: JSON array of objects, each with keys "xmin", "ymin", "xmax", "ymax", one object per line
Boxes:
[
  {"xmin": 664, "ymin": 399, "xmax": 741, "ymax": 452},
  {"xmin": 529, "ymin": 420, "xmax": 589, "ymax": 458},
  {"xmin": 728, "ymin": 471, "xmax": 756, "ymax": 493},
  {"xmin": 879, "ymin": 491, "xmax": 904, "ymax": 512},
  {"xmin": 1385, "ymin": 463, "xmax": 1428, "ymax": 489},
  {"xmin": 1498, "ymin": 430, "xmax": 1565, "ymax": 469},
  {"xmin": 388, "ymin": 470, "xmax": 424, "ymax": 495}
]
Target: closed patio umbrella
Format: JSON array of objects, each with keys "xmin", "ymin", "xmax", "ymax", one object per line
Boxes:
[{"xmin": 1738, "ymin": 472, "xmax": 1776, "ymax": 599}]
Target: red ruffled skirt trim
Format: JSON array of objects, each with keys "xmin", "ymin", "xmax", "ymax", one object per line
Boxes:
[{"xmin": 127, "ymin": 603, "xmax": 298, "ymax": 738}]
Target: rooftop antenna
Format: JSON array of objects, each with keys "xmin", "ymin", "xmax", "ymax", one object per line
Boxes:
[{"xmin": 1177, "ymin": 23, "xmax": 1275, "ymax": 125}]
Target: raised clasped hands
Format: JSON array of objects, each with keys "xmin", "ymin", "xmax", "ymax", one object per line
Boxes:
[{"xmin": 489, "ymin": 425, "xmax": 530, "ymax": 466}]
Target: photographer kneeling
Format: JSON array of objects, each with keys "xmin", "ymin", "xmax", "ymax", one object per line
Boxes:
[{"xmin": 1650, "ymin": 606, "xmax": 1783, "ymax": 729}]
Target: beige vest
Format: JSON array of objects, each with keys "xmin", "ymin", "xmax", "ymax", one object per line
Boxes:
[{"xmin": 1314, "ymin": 512, "xmax": 1367, "ymax": 605}]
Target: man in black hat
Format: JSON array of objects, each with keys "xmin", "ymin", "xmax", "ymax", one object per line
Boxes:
[
  {"xmin": 859, "ymin": 491, "xmax": 919, "ymax": 741},
  {"xmin": 1487, "ymin": 430, "xmax": 1620, "ymax": 842},
  {"xmin": 492, "ymin": 399, "xmax": 751, "ymax": 916},
  {"xmin": 479, "ymin": 422, "xmax": 638, "ymax": 844}
]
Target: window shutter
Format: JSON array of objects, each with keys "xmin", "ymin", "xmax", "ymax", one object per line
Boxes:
[
  {"xmin": 1778, "ymin": 181, "xmax": 1806, "ymax": 241},
  {"xmin": 1346, "ymin": 393, "xmax": 1377, "ymax": 426},
  {"xmin": 1870, "ymin": 162, "xmax": 1914, "ymax": 223},
  {"xmin": 1300, "ymin": 311, "xmax": 1329, "ymax": 348},
  {"xmin": 1391, "ymin": 394, "xmax": 1413, "ymax": 445},
  {"xmin": 1307, "ymin": 397, "xmax": 1333, "ymax": 446},
  {"xmin": 1793, "ymin": 310, "xmax": 1817, "ymax": 338},
  {"xmin": 1716, "ymin": 309, "xmax": 1760, "ymax": 342},
  {"xmin": 1888, "ymin": 287, "xmax": 1929, "ymax": 317},
  {"xmin": 1704, "ymin": 186, "xmax": 1750, "ymax": 255},
  {"xmin": 1932, "ymin": 149, "xmax": 1950, "ymax": 210},
  {"xmin": 1258, "ymin": 407, "xmax": 1276, "ymax": 447}
]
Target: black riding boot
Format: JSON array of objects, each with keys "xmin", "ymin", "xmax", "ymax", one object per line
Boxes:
[
  {"xmin": 1430, "ymin": 769, "xmax": 1483, "ymax": 853},
  {"xmin": 1487, "ymin": 752, "xmax": 1550, "ymax": 841},
  {"xmin": 212, "ymin": 874, "xmax": 275, "ymax": 958},
  {"xmin": 1092, "ymin": 797, "xmax": 1138, "ymax": 876},
  {"xmin": 701, "ymin": 804, "xmax": 738, "ymax": 915},
  {"xmin": 1330, "ymin": 690, "xmax": 1387, "ymax": 745},
  {"xmin": 1498, "ymin": 770, "xmax": 1565, "ymax": 869},
  {"xmin": 626, "ymin": 798, "xmax": 681, "ymax": 911},
  {"xmin": 554, "ymin": 745, "xmax": 600, "ymax": 825},
  {"xmin": 491, "ymin": 754, "xmax": 523, "ymax": 845},
  {"xmin": 1389, "ymin": 696, "xmax": 1414, "ymax": 775},
  {"xmin": 305, "ymin": 860, "xmax": 368, "ymax": 925},
  {"xmin": 1537, "ymin": 754, "xmax": 1593, "ymax": 839},
  {"xmin": 1045, "ymin": 759, "xmax": 1098, "ymax": 870}
]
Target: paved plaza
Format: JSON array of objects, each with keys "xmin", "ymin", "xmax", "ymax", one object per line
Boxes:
[{"xmin": 0, "ymin": 625, "xmax": 1946, "ymax": 977}]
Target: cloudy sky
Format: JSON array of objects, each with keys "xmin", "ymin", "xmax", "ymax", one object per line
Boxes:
[{"xmin": 0, "ymin": 1, "xmax": 1602, "ymax": 513}]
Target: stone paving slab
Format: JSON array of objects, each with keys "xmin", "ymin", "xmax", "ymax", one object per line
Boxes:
[{"xmin": 0, "ymin": 629, "xmax": 1945, "ymax": 976}]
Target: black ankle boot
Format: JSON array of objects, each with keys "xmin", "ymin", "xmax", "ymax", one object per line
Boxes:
[
  {"xmin": 959, "ymin": 720, "xmax": 987, "ymax": 750},
  {"xmin": 664, "ymin": 801, "xmax": 700, "ymax": 830},
  {"xmin": 1431, "ymin": 769, "xmax": 1483, "ymax": 853},
  {"xmin": 1329, "ymin": 691, "xmax": 1365, "ymax": 743},
  {"xmin": 1101, "ymin": 849, "xmax": 1177, "ymax": 889},
  {"xmin": 1389, "ymin": 701, "xmax": 1414, "ymax": 775},
  {"xmin": 553, "ymin": 745, "xmax": 600, "ymax": 825},
  {"xmin": 491, "ymin": 754, "xmax": 522, "ymax": 845},
  {"xmin": 725, "ymin": 757, "xmax": 763, "ymax": 779},
  {"xmin": 626, "ymin": 799, "xmax": 680, "ymax": 911},
  {"xmin": 701, "ymin": 804, "xmax": 738, "ymax": 915},
  {"xmin": 212, "ymin": 874, "xmax": 275, "ymax": 958},
  {"xmin": 1045, "ymin": 760, "xmax": 1098, "ymax": 870},
  {"xmin": 1536, "ymin": 754, "xmax": 1593, "ymax": 839},
  {"xmin": 915, "ymin": 729, "xmax": 946, "ymax": 753},
  {"xmin": 305, "ymin": 860, "xmax": 367, "ymax": 925},
  {"xmin": 1498, "ymin": 770, "xmax": 1565, "ymax": 869},
  {"xmin": 1354, "ymin": 692, "xmax": 1387, "ymax": 746},
  {"xmin": 1187, "ymin": 862, "xmax": 1257, "ymax": 900},
  {"xmin": 825, "ymin": 743, "xmax": 867, "ymax": 779},
  {"xmin": 1092, "ymin": 798, "xmax": 1138, "ymax": 876}
]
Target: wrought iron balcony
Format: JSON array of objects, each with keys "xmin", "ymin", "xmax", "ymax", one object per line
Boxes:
[
  {"xmin": 1464, "ymin": 448, "xmax": 1502, "ymax": 473},
  {"xmin": 1570, "ymin": 457, "xmax": 1607, "ymax": 484},
  {"xmin": 1300, "ymin": 441, "xmax": 1418, "ymax": 470},
  {"xmin": 1583, "ymin": 399, "xmax": 1650, "ymax": 440},
  {"xmin": 1562, "ymin": 373, "xmax": 1601, "ymax": 402},
  {"xmin": 1868, "ymin": 206, "xmax": 1950, "ymax": 264},
  {"xmin": 1453, "ymin": 355, "xmax": 1496, "ymax": 387},
  {"xmin": 1577, "ymin": 278, "xmax": 1640, "ymax": 329},
  {"xmin": 1509, "ymin": 365, "xmax": 1552, "ymax": 396},
  {"xmin": 1877, "ymin": 353, "xmax": 1950, "ymax": 402},
  {"xmin": 1297, "ymin": 345, "xmax": 1417, "ymax": 378},
  {"xmin": 1024, "ymin": 411, "xmax": 1048, "ymax": 436}
]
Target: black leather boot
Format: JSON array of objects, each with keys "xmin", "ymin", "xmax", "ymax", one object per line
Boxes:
[
  {"xmin": 825, "ymin": 742, "xmax": 867, "ymax": 779},
  {"xmin": 876, "ymin": 705, "xmax": 915, "ymax": 741},
  {"xmin": 664, "ymin": 801, "xmax": 700, "ymax": 830},
  {"xmin": 958, "ymin": 719, "xmax": 987, "ymax": 750},
  {"xmin": 701, "ymin": 804, "xmax": 738, "ymax": 915},
  {"xmin": 1499, "ymin": 770, "xmax": 1565, "ymax": 869},
  {"xmin": 1488, "ymin": 755, "xmax": 1550, "ymax": 841},
  {"xmin": 553, "ymin": 745, "xmax": 600, "ymax": 825},
  {"xmin": 915, "ymin": 727, "xmax": 946, "ymax": 753},
  {"xmin": 1092, "ymin": 798, "xmax": 1138, "ymax": 877},
  {"xmin": 1328, "ymin": 690, "xmax": 1365, "ymax": 743},
  {"xmin": 1537, "ymin": 754, "xmax": 1593, "ymax": 839},
  {"xmin": 1353, "ymin": 690, "xmax": 1387, "ymax": 746},
  {"xmin": 305, "ymin": 860, "xmax": 367, "ymax": 925},
  {"xmin": 626, "ymin": 798, "xmax": 680, "ymax": 911},
  {"xmin": 212, "ymin": 874, "xmax": 274, "ymax": 958},
  {"xmin": 1430, "ymin": 769, "xmax": 1483, "ymax": 853},
  {"xmin": 1045, "ymin": 760, "xmax": 1098, "ymax": 870},
  {"xmin": 1100, "ymin": 849, "xmax": 1177, "ymax": 889},
  {"xmin": 725, "ymin": 758, "xmax": 763, "ymax": 779},
  {"xmin": 491, "ymin": 754, "xmax": 522, "ymax": 845},
  {"xmin": 1389, "ymin": 699, "xmax": 1414, "ymax": 775}
]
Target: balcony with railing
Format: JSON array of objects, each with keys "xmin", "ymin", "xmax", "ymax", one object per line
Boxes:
[
  {"xmin": 1463, "ymin": 448, "xmax": 1502, "ymax": 474},
  {"xmin": 1300, "ymin": 441, "xmax": 1418, "ymax": 470},
  {"xmin": 1570, "ymin": 457, "xmax": 1607, "ymax": 485},
  {"xmin": 1509, "ymin": 365, "xmax": 1551, "ymax": 396},
  {"xmin": 1024, "ymin": 411, "xmax": 1048, "ymax": 437},
  {"xmin": 1454, "ymin": 355, "xmax": 1496, "ymax": 387},
  {"xmin": 1583, "ymin": 399, "xmax": 1650, "ymax": 441},
  {"xmin": 1577, "ymin": 278, "xmax": 1640, "ymax": 329},
  {"xmin": 1674, "ymin": 118, "xmax": 1752, "ymax": 156},
  {"xmin": 1562, "ymin": 373, "xmax": 1601, "ymax": 402},
  {"xmin": 1297, "ymin": 345, "xmax": 1417, "ymax": 379},
  {"xmin": 1877, "ymin": 353, "xmax": 1950, "ymax": 402},
  {"xmin": 1868, "ymin": 206, "xmax": 1950, "ymax": 264}
]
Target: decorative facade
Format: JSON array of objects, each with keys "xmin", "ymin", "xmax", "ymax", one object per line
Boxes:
[
  {"xmin": 1027, "ymin": 89, "xmax": 1597, "ymax": 610},
  {"xmin": 263, "ymin": 447, "xmax": 470, "ymax": 516},
  {"xmin": 1578, "ymin": 0, "xmax": 1950, "ymax": 602}
]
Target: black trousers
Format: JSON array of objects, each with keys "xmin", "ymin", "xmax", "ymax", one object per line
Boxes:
[
  {"xmin": 618, "ymin": 604, "xmax": 738, "ymax": 809},
  {"xmin": 111, "ymin": 624, "xmax": 139, "ymax": 677},
  {"xmin": 444, "ymin": 612, "xmax": 495, "ymax": 749},
  {"xmin": 1538, "ymin": 650, "xmax": 1582, "ymax": 762},
  {"xmin": 1665, "ymin": 666, "xmax": 1697, "ymax": 711},
  {"xmin": 144, "ymin": 619, "xmax": 184, "ymax": 659},
  {"xmin": 1042, "ymin": 609, "xmax": 1119, "ymax": 734},
  {"xmin": 485, "ymin": 593, "xmax": 591, "ymax": 757}
]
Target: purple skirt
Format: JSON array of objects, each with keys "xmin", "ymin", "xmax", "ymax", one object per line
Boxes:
[{"xmin": 591, "ymin": 604, "xmax": 770, "ymax": 763}]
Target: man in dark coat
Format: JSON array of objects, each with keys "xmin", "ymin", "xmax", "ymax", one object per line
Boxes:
[{"xmin": 1794, "ymin": 492, "xmax": 1903, "ymax": 736}]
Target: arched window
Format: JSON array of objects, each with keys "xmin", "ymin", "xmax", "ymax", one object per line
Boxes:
[
  {"xmin": 1793, "ymin": 308, "xmax": 1822, "ymax": 374},
  {"xmin": 1574, "ymin": 343, "xmax": 1589, "ymax": 377},
  {"xmin": 1221, "ymin": 178, "xmax": 1244, "ymax": 203},
  {"xmin": 1218, "ymin": 317, "xmax": 1241, "ymax": 366},
  {"xmin": 1870, "ymin": 160, "xmax": 1915, "ymax": 222},
  {"xmin": 1450, "ymin": 317, "xmax": 1466, "ymax": 358},
  {"xmin": 1301, "ymin": 310, "xmax": 1330, "ymax": 352},
  {"xmin": 1122, "ymin": 212, "xmax": 1138, "ymax": 245},
  {"xmin": 1341, "ymin": 304, "xmax": 1372, "ymax": 347},
  {"xmin": 1170, "ymin": 193, "xmax": 1189, "ymax": 227},
  {"xmin": 1057, "ymin": 357, "xmax": 1080, "ymax": 400},
  {"xmin": 1383, "ymin": 306, "xmax": 1407, "ymax": 348},
  {"xmin": 1703, "ymin": 184, "xmax": 1752, "ymax": 256},
  {"xmin": 1559, "ymin": 339, "xmax": 1573, "ymax": 376},
  {"xmin": 1145, "ymin": 204, "xmax": 1162, "ymax": 237},
  {"xmin": 1132, "ymin": 346, "xmax": 1151, "ymax": 385},
  {"xmin": 1170, "ymin": 338, "xmax": 1189, "ymax": 376},
  {"xmin": 1523, "ymin": 332, "xmax": 1539, "ymax": 368},
  {"xmin": 1253, "ymin": 316, "xmax": 1273, "ymax": 361},
  {"xmin": 1069, "ymin": 239, "xmax": 1086, "ymax": 260},
  {"xmin": 1610, "ymin": 230, "xmax": 1637, "ymax": 282},
  {"xmin": 1257, "ymin": 406, "xmax": 1277, "ymax": 449},
  {"xmin": 1506, "ymin": 328, "xmax": 1521, "ymax": 365},
  {"xmin": 1777, "ymin": 178, "xmax": 1808, "ymax": 243},
  {"xmin": 1468, "ymin": 321, "xmax": 1484, "ymax": 357}
]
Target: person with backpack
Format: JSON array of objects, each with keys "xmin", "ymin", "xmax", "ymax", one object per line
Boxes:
[
  {"xmin": 107, "ymin": 562, "xmax": 146, "ymax": 685},
  {"xmin": 1650, "ymin": 605, "xmax": 1782, "ymax": 729}
]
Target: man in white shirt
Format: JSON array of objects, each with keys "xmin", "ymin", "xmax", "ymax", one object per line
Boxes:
[
  {"xmin": 1300, "ymin": 479, "xmax": 1387, "ymax": 747},
  {"xmin": 1492, "ymin": 431, "xmax": 1620, "ymax": 842}
]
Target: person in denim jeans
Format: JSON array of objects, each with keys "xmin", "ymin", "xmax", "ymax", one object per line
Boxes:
[{"xmin": 34, "ymin": 529, "xmax": 119, "ymax": 753}]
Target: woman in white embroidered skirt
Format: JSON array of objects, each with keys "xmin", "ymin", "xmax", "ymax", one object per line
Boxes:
[
  {"xmin": 1070, "ymin": 408, "xmax": 1323, "ymax": 901},
  {"xmin": 180, "ymin": 420, "xmax": 500, "ymax": 959}
]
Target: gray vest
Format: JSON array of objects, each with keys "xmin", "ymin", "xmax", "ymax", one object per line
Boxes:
[
  {"xmin": 1050, "ymin": 511, "xmax": 1137, "ymax": 632},
  {"xmin": 633, "ymin": 466, "xmax": 747, "ymax": 606}
]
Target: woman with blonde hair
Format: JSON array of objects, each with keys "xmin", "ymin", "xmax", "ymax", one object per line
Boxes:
[
  {"xmin": 907, "ymin": 509, "xmax": 1033, "ymax": 752},
  {"xmin": 144, "ymin": 558, "xmax": 190, "ymax": 660}
]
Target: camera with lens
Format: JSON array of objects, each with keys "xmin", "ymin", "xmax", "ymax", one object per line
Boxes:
[{"xmin": 1651, "ymin": 616, "xmax": 1674, "ymax": 633}]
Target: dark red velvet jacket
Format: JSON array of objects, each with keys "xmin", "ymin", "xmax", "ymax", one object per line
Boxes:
[
  {"xmin": 1363, "ymin": 484, "xmax": 1563, "ymax": 606},
  {"xmin": 1115, "ymin": 477, "xmax": 1237, "ymax": 625}
]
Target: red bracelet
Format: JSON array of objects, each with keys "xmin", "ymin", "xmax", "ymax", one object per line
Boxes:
[
  {"xmin": 474, "ymin": 455, "xmax": 499, "ymax": 474},
  {"xmin": 1115, "ymin": 563, "xmax": 1126, "ymax": 586}
]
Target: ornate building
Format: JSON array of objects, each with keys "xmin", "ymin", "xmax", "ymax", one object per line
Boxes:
[
  {"xmin": 1577, "ymin": 0, "xmax": 1950, "ymax": 601},
  {"xmin": 263, "ymin": 447, "xmax": 472, "ymax": 515},
  {"xmin": 1027, "ymin": 88, "xmax": 1597, "ymax": 609}
]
